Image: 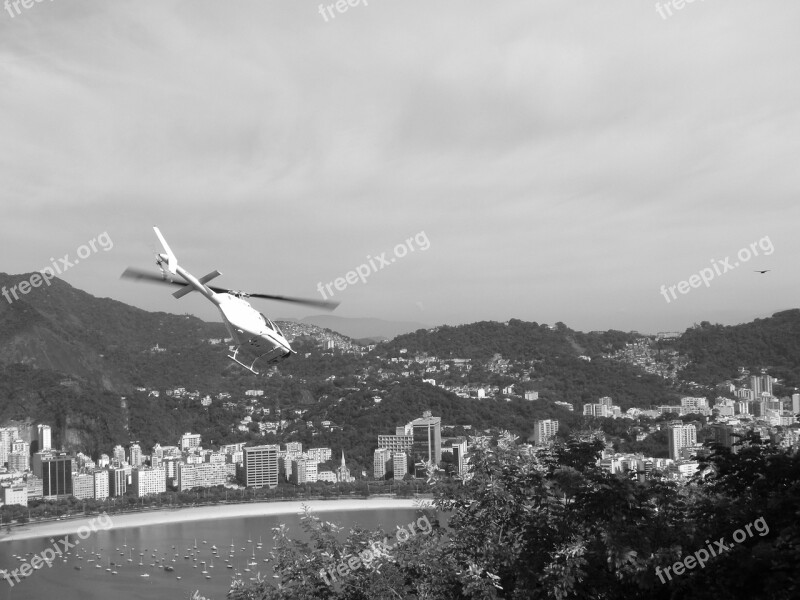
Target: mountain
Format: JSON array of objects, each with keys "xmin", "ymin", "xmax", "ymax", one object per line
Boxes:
[
  {"xmin": 377, "ymin": 319, "xmax": 638, "ymax": 361},
  {"xmin": 675, "ymin": 310, "xmax": 800, "ymax": 389},
  {"xmin": 289, "ymin": 315, "xmax": 428, "ymax": 341},
  {"xmin": 0, "ymin": 272, "xmax": 232, "ymax": 392}
]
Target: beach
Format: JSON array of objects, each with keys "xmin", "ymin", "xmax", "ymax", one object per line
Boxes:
[{"xmin": 0, "ymin": 497, "xmax": 431, "ymax": 543}]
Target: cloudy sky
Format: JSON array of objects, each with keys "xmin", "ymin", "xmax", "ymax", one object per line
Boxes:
[{"xmin": 1, "ymin": 0, "xmax": 798, "ymax": 334}]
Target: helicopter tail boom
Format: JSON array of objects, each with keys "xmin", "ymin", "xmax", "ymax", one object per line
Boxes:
[{"xmin": 153, "ymin": 226, "xmax": 178, "ymax": 274}]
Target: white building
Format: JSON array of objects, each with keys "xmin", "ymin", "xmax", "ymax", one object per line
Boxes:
[
  {"xmin": 180, "ymin": 433, "xmax": 201, "ymax": 451},
  {"xmin": 112, "ymin": 445, "xmax": 126, "ymax": 466},
  {"xmin": 0, "ymin": 427, "xmax": 19, "ymax": 466},
  {"xmin": 37, "ymin": 424, "xmax": 52, "ymax": 451},
  {"xmin": 393, "ymin": 452, "xmax": 408, "ymax": 480},
  {"xmin": 307, "ymin": 447, "xmax": 332, "ymax": 463},
  {"xmin": 2, "ymin": 484, "xmax": 28, "ymax": 507},
  {"xmin": 72, "ymin": 473, "xmax": 96, "ymax": 500},
  {"xmin": 132, "ymin": 467, "xmax": 166, "ymax": 497},
  {"xmin": 290, "ymin": 458, "xmax": 318, "ymax": 485},
  {"xmin": 668, "ymin": 423, "xmax": 697, "ymax": 461},
  {"xmin": 177, "ymin": 462, "xmax": 228, "ymax": 491},
  {"xmin": 128, "ymin": 443, "xmax": 144, "ymax": 467},
  {"xmin": 93, "ymin": 469, "xmax": 109, "ymax": 500},
  {"xmin": 285, "ymin": 442, "xmax": 303, "ymax": 454},
  {"xmin": 681, "ymin": 397, "xmax": 710, "ymax": 414},
  {"xmin": 373, "ymin": 448, "xmax": 392, "ymax": 479},
  {"xmin": 533, "ymin": 419, "xmax": 559, "ymax": 445}
]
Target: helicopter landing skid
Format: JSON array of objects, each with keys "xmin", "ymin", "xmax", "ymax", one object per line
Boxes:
[{"xmin": 227, "ymin": 347, "xmax": 260, "ymax": 375}]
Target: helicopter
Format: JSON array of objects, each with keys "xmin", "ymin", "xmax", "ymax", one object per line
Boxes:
[{"xmin": 121, "ymin": 227, "xmax": 339, "ymax": 374}]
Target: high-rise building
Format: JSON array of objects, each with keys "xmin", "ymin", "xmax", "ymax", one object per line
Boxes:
[
  {"xmin": 750, "ymin": 373, "xmax": 773, "ymax": 397},
  {"xmin": 442, "ymin": 437, "xmax": 468, "ymax": 475},
  {"xmin": 373, "ymin": 448, "xmax": 392, "ymax": 480},
  {"xmin": 112, "ymin": 445, "xmax": 126, "ymax": 466},
  {"xmin": 533, "ymin": 419, "xmax": 559, "ymax": 445},
  {"xmin": 37, "ymin": 424, "xmax": 51, "ymax": 452},
  {"xmin": 393, "ymin": 411, "xmax": 443, "ymax": 465},
  {"xmin": 793, "ymin": 394, "xmax": 800, "ymax": 415},
  {"xmin": 132, "ymin": 467, "xmax": 166, "ymax": 497},
  {"xmin": 709, "ymin": 424, "xmax": 740, "ymax": 454},
  {"xmin": 289, "ymin": 458, "xmax": 318, "ymax": 484},
  {"xmin": 72, "ymin": 473, "xmax": 96, "ymax": 500},
  {"xmin": 93, "ymin": 469, "xmax": 109, "ymax": 500},
  {"xmin": 8, "ymin": 439, "xmax": 29, "ymax": 472},
  {"xmin": 163, "ymin": 456, "xmax": 180, "ymax": 485},
  {"xmin": 279, "ymin": 455, "xmax": 294, "ymax": 481},
  {"xmin": 668, "ymin": 423, "xmax": 697, "ymax": 461},
  {"xmin": 128, "ymin": 442, "xmax": 143, "ymax": 467},
  {"xmin": 0, "ymin": 427, "xmax": 19, "ymax": 467},
  {"xmin": 752, "ymin": 400, "xmax": 768, "ymax": 417},
  {"xmin": 109, "ymin": 466, "xmax": 130, "ymax": 497},
  {"xmin": 32, "ymin": 451, "xmax": 73, "ymax": 498},
  {"xmin": 243, "ymin": 445, "xmax": 279, "ymax": 489},
  {"xmin": 393, "ymin": 452, "xmax": 408, "ymax": 480}
]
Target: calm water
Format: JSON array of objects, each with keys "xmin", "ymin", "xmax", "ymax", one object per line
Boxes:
[{"xmin": 0, "ymin": 507, "xmax": 424, "ymax": 600}]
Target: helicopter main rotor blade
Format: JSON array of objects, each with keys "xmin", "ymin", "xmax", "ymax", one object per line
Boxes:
[
  {"xmin": 205, "ymin": 287, "xmax": 339, "ymax": 311},
  {"xmin": 121, "ymin": 267, "xmax": 339, "ymax": 311},
  {"xmin": 120, "ymin": 267, "xmax": 187, "ymax": 286},
  {"xmin": 232, "ymin": 291, "xmax": 339, "ymax": 311}
]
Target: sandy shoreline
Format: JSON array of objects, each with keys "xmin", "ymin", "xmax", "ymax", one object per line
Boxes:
[{"xmin": 0, "ymin": 497, "xmax": 431, "ymax": 543}]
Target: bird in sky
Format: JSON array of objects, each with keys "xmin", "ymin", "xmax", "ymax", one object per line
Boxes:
[{"xmin": 754, "ymin": 270, "xmax": 771, "ymax": 274}]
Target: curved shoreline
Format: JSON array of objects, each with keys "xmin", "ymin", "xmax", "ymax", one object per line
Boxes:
[{"xmin": 0, "ymin": 497, "xmax": 430, "ymax": 543}]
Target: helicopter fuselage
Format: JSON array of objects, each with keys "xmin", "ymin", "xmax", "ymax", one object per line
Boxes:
[
  {"xmin": 164, "ymin": 256, "xmax": 293, "ymax": 367},
  {"xmin": 215, "ymin": 293, "xmax": 292, "ymax": 364}
]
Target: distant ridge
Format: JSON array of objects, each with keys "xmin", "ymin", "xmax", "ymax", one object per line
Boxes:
[{"xmin": 283, "ymin": 315, "xmax": 428, "ymax": 341}]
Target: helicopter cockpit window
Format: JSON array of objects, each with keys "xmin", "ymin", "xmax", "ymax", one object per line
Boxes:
[{"xmin": 260, "ymin": 313, "xmax": 274, "ymax": 331}]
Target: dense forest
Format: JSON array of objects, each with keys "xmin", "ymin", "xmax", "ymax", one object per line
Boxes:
[{"xmin": 676, "ymin": 310, "xmax": 800, "ymax": 388}]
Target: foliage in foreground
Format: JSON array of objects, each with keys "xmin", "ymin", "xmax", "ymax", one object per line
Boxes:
[{"xmin": 224, "ymin": 433, "xmax": 800, "ymax": 600}]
